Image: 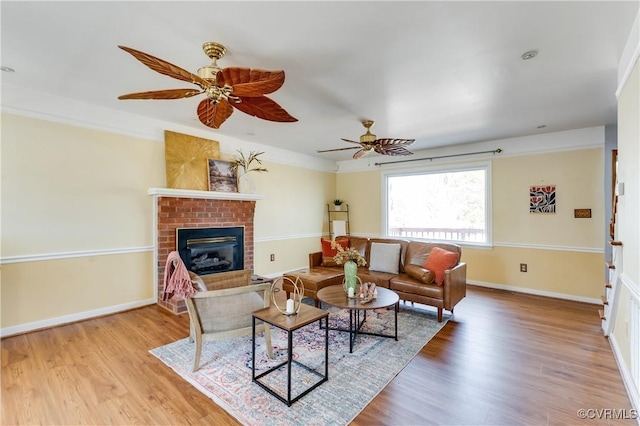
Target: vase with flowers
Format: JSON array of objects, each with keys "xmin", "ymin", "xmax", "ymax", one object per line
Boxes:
[
  {"xmin": 229, "ymin": 150, "xmax": 268, "ymax": 193},
  {"xmin": 331, "ymin": 240, "xmax": 367, "ymax": 297}
]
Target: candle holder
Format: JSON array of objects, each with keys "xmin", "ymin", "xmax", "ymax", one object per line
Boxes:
[
  {"xmin": 271, "ymin": 276, "xmax": 305, "ymax": 315},
  {"xmin": 342, "ymin": 275, "xmax": 363, "ymax": 299}
]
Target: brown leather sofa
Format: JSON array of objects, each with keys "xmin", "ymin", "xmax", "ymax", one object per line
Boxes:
[{"xmin": 283, "ymin": 236, "xmax": 467, "ymax": 322}]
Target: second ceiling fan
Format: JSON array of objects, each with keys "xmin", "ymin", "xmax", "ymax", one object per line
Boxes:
[{"xmin": 318, "ymin": 120, "xmax": 415, "ymax": 159}]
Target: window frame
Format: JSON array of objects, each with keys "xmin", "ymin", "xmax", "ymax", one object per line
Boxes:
[{"xmin": 381, "ymin": 160, "xmax": 493, "ymax": 248}]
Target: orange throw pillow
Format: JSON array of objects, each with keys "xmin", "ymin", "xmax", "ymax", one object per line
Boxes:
[
  {"xmin": 321, "ymin": 237, "xmax": 349, "ymax": 266},
  {"xmin": 424, "ymin": 247, "xmax": 459, "ymax": 285}
]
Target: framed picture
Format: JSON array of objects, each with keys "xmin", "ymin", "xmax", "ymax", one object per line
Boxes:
[
  {"xmin": 530, "ymin": 185, "xmax": 556, "ymax": 213},
  {"xmin": 208, "ymin": 159, "xmax": 238, "ymax": 192}
]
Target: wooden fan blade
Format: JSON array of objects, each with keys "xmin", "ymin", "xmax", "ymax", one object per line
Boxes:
[
  {"xmin": 216, "ymin": 67, "xmax": 250, "ymax": 85},
  {"xmin": 197, "ymin": 98, "xmax": 234, "ymax": 129},
  {"xmin": 219, "ymin": 68, "xmax": 285, "ymax": 97},
  {"xmin": 376, "ymin": 138, "xmax": 416, "ymax": 147},
  {"xmin": 118, "ymin": 88, "xmax": 203, "ymax": 100},
  {"xmin": 118, "ymin": 45, "xmax": 210, "ymax": 88},
  {"xmin": 317, "ymin": 147, "xmax": 360, "ymax": 153},
  {"xmin": 232, "ymin": 96, "xmax": 297, "ymax": 123},
  {"xmin": 374, "ymin": 145, "xmax": 414, "ymax": 156},
  {"xmin": 353, "ymin": 149, "xmax": 371, "ymax": 159},
  {"xmin": 340, "ymin": 138, "xmax": 364, "ymax": 145}
]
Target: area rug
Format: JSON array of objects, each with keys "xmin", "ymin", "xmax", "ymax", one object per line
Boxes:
[{"xmin": 150, "ymin": 304, "xmax": 448, "ymax": 426}]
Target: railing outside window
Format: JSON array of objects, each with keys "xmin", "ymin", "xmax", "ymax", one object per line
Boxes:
[{"xmin": 388, "ymin": 227, "xmax": 485, "ymax": 242}]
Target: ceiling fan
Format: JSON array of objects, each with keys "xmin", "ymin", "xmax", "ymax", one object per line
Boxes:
[
  {"xmin": 318, "ymin": 120, "xmax": 415, "ymax": 159},
  {"xmin": 117, "ymin": 42, "xmax": 297, "ymax": 129}
]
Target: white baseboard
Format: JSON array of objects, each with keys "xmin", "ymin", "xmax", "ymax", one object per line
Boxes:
[
  {"xmin": 609, "ymin": 334, "xmax": 640, "ymax": 422},
  {"xmin": 0, "ymin": 297, "xmax": 156, "ymax": 338},
  {"xmin": 467, "ymin": 279, "xmax": 601, "ymax": 305}
]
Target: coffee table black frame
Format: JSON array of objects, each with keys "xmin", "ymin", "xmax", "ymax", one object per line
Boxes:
[
  {"xmin": 251, "ymin": 304, "xmax": 329, "ymax": 406},
  {"xmin": 316, "ymin": 286, "xmax": 399, "ymax": 353}
]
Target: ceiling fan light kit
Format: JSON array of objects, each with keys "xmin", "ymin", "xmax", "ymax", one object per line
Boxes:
[
  {"xmin": 118, "ymin": 42, "xmax": 297, "ymax": 129},
  {"xmin": 318, "ymin": 120, "xmax": 415, "ymax": 159}
]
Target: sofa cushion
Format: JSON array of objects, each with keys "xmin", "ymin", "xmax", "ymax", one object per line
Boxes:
[
  {"xmin": 369, "ymin": 238, "xmax": 409, "ymax": 272},
  {"xmin": 390, "ymin": 275, "xmax": 444, "ymax": 299},
  {"xmin": 343, "ymin": 236, "xmax": 369, "ymax": 260},
  {"xmin": 369, "ymin": 242, "xmax": 401, "ymax": 274},
  {"xmin": 320, "ymin": 237, "xmax": 349, "ymax": 266},
  {"xmin": 357, "ymin": 269, "xmax": 398, "ymax": 289},
  {"xmin": 424, "ymin": 246, "xmax": 460, "ymax": 285},
  {"xmin": 404, "ymin": 264, "xmax": 435, "ymax": 284}
]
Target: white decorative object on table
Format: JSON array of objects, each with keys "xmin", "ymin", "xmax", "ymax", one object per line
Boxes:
[
  {"xmin": 271, "ymin": 276, "xmax": 305, "ymax": 315},
  {"xmin": 286, "ymin": 298, "xmax": 295, "ymax": 314}
]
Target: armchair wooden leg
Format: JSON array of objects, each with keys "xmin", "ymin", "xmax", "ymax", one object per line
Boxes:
[
  {"xmin": 437, "ymin": 308, "xmax": 443, "ymax": 323},
  {"xmin": 193, "ymin": 334, "xmax": 203, "ymax": 372},
  {"xmin": 264, "ymin": 324, "xmax": 273, "ymax": 359}
]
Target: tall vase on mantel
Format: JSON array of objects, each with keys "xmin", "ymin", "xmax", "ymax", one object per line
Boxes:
[
  {"xmin": 343, "ymin": 260, "xmax": 358, "ymax": 296},
  {"xmin": 236, "ymin": 170, "xmax": 256, "ymax": 194}
]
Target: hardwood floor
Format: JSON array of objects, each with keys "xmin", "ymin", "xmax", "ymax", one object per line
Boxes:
[{"xmin": 1, "ymin": 286, "xmax": 635, "ymax": 425}]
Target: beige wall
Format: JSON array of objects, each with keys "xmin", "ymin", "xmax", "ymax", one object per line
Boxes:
[
  {"xmin": 462, "ymin": 247, "xmax": 603, "ymax": 299},
  {"xmin": 336, "ymin": 170, "xmax": 382, "ymax": 236},
  {"xmin": 252, "ymin": 162, "xmax": 336, "ymax": 274},
  {"xmin": 1, "ymin": 252, "xmax": 154, "ymax": 326},
  {"xmin": 615, "ymin": 60, "xmax": 640, "ymax": 287},
  {"xmin": 492, "ymin": 149, "xmax": 604, "ymax": 248},
  {"xmin": 2, "ymin": 114, "xmax": 165, "ymax": 255},
  {"xmin": 1, "ymin": 114, "xmax": 166, "ymax": 332},
  {"xmin": 336, "ymin": 147, "xmax": 605, "ymax": 300}
]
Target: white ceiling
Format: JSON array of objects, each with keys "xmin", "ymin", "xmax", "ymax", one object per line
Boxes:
[{"xmin": 1, "ymin": 1, "xmax": 638, "ymax": 161}]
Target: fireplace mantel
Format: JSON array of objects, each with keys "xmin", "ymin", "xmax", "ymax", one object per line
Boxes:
[{"xmin": 148, "ymin": 187, "xmax": 264, "ymax": 201}]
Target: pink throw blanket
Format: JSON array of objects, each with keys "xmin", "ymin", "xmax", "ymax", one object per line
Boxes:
[{"xmin": 163, "ymin": 251, "xmax": 197, "ymax": 300}]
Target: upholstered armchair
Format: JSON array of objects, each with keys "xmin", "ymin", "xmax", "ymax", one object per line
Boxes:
[{"xmin": 186, "ymin": 269, "xmax": 273, "ymax": 372}]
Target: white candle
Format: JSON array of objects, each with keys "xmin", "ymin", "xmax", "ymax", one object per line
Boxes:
[
  {"xmin": 286, "ymin": 298, "xmax": 295, "ymax": 314},
  {"xmin": 348, "ymin": 287, "xmax": 354, "ymax": 298}
]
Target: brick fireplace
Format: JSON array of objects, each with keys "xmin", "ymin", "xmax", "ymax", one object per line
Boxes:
[{"xmin": 149, "ymin": 188, "xmax": 264, "ymax": 314}]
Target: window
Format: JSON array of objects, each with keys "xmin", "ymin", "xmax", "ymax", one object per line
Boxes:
[{"xmin": 383, "ymin": 162, "xmax": 491, "ymax": 245}]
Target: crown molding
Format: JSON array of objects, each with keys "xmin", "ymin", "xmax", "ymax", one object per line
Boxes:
[{"xmin": 616, "ymin": 11, "xmax": 640, "ymax": 98}]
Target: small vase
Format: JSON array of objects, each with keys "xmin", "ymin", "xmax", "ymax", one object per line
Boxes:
[
  {"xmin": 343, "ymin": 260, "xmax": 357, "ymax": 297},
  {"xmin": 334, "ymin": 205, "xmax": 341, "ymax": 211},
  {"xmin": 237, "ymin": 171, "xmax": 255, "ymax": 194}
]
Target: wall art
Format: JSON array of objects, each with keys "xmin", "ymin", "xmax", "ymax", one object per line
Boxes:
[
  {"xmin": 208, "ymin": 159, "xmax": 238, "ymax": 193},
  {"xmin": 530, "ymin": 185, "xmax": 556, "ymax": 213},
  {"xmin": 165, "ymin": 130, "xmax": 220, "ymax": 190}
]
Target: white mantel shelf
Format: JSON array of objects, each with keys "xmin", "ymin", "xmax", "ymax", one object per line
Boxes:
[{"xmin": 148, "ymin": 187, "xmax": 265, "ymax": 201}]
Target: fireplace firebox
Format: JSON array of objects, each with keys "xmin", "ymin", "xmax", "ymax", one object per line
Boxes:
[{"xmin": 176, "ymin": 227, "xmax": 244, "ymax": 276}]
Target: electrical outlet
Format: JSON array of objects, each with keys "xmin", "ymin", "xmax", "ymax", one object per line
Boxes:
[
  {"xmin": 520, "ymin": 263, "xmax": 527, "ymax": 272},
  {"xmin": 270, "ymin": 254, "xmax": 275, "ymax": 262}
]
